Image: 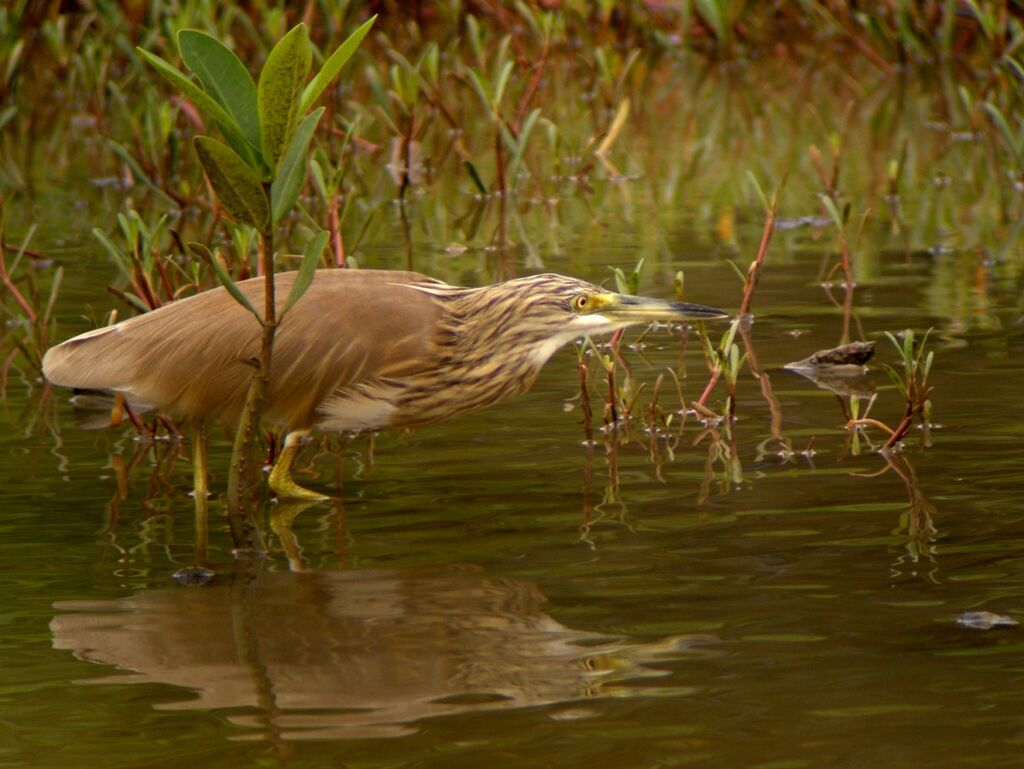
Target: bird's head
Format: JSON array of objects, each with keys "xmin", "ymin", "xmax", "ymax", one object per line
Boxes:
[{"xmin": 470, "ymin": 273, "xmax": 730, "ymax": 367}]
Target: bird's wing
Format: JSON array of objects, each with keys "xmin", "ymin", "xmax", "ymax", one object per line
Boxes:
[{"xmin": 43, "ymin": 269, "xmax": 446, "ymax": 429}]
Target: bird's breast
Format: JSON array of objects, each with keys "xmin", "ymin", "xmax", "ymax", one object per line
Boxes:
[{"xmin": 315, "ymin": 380, "xmax": 403, "ymax": 433}]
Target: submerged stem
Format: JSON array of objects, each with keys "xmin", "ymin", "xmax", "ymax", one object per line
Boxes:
[{"xmin": 226, "ymin": 189, "xmax": 276, "ymax": 545}]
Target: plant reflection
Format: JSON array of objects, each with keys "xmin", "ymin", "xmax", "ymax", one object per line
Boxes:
[
  {"xmin": 51, "ymin": 563, "xmax": 708, "ymax": 741},
  {"xmin": 695, "ymin": 424, "xmax": 743, "ymax": 505},
  {"xmin": 578, "ymin": 432, "xmax": 631, "ymax": 544},
  {"xmin": 883, "ymin": 450, "xmax": 939, "ymax": 581}
]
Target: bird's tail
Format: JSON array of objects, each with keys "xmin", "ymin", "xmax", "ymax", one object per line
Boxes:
[{"xmin": 42, "ymin": 325, "xmax": 134, "ymax": 390}]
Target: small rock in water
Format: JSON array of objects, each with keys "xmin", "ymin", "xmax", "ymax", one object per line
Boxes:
[
  {"xmin": 171, "ymin": 566, "xmax": 216, "ymax": 587},
  {"xmin": 955, "ymin": 611, "xmax": 1019, "ymax": 630}
]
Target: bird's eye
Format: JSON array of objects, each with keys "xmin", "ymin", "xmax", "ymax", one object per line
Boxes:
[{"xmin": 572, "ymin": 295, "xmax": 589, "ymax": 311}]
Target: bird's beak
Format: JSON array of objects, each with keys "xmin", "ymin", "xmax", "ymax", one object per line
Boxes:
[{"xmin": 592, "ymin": 292, "xmax": 729, "ymax": 322}]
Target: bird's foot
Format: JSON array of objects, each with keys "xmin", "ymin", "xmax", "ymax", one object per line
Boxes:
[
  {"xmin": 267, "ymin": 437, "xmax": 329, "ymax": 501},
  {"xmin": 267, "ymin": 467, "xmax": 330, "ymax": 501},
  {"xmin": 268, "ymin": 477, "xmax": 330, "ymax": 501}
]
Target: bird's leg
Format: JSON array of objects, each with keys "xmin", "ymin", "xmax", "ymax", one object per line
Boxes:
[
  {"xmin": 267, "ymin": 429, "xmax": 329, "ymax": 501},
  {"xmin": 191, "ymin": 418, "xmax": 209, "ymax": 500},
  {"xmin": 191, "ymin": 418, "xmax": 210, "ymax": 566}
]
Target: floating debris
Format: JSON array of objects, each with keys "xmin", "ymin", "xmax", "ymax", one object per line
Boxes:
[
  {"xmin": 784, "ymin": 341, "xmax": 876, "ymax": 372},
  {"xmin": 774, "ymin": 215, "xmax": 832, "ymax": 230},
  {"xmin": 955, "ymin": 611, "xmax": 1019, "ymax": 630},
  {"xmin": 171, "ymin": 566, "xmax": 216, "ymax": 587},
  {"xmin": 443, "ymin": 242, "xmax": 468, "ymax": 255}
]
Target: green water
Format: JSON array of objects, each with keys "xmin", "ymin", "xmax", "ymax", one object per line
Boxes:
[{"xmin": 4, "ymin": 68, "xmax": 1024, "ymax": 769}]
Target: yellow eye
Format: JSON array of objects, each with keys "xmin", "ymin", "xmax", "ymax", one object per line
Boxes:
[{"xmin": 572, "ymin": 295, "xmax": 589, "ymax": 311}]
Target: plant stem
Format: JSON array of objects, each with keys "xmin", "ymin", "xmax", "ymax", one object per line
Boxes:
[
  {"xmin": 694, "ymin": 369, "xmax": 721, "ymax": 408},
  {"xmin": 738, "ymin": 187, "xmax": 780, "ymax": 318},
  {"xmin": 226, "ymin": 195, "xmax": 276, "ymax": 549},
  {"xmin": 578, "ymin": 356, "xmax": 593, "ymax": 443}
]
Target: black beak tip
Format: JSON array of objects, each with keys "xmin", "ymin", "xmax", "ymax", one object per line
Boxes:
[{"xmin": 672, "ymin": 302, "xmax": 730, "ymax": 319}]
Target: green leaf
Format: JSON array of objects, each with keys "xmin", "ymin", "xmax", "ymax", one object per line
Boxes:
[
  {"xmin": 259, "ymin": 24, "xmax": 312, "ymax": 172},
  {"xmin": 136, "ymin": 46, "xmax": 256, "ymax": 164},
  {"xmin": 106, "ymin": 139, "xmax": 178, "ymax": 208},
  {"xmin": 271, "ymin": 107, "xmax": 323, "ymax": 223},
  {"xmin": 628, "ymin": 257, "xmax": 645, "ymax": 296},
  {"xmin": 820, "ymin": 194, "xmax": 845, "ymax": 230},
  {"xmin": 695, "ymin": 0, "xmax": 727, "ymax": 45},
  {"xmin": 724, "ymin": 258, "xmax": 747, "ymax": 283},
  {"xmin": 189, "ymin": 241, "xmax": 260, "ymax": 319},
  {"xmin": 610, "ymin": 266, "xmax": 628, "ymax": 295},
  {"xmin": 186, "ymin": 241, "xmax": 212, "ymax": 261},
  {"xmin": 194, "ymin": 136, "xmax": 269, "ymax": 228},
  {"xmin": 210, "ymin": 250, "xmax": 260, "ymax": 319},
  {"xmin": 467, "ymin": 67, "xmax": 493, "ymax": 111},
  {"xmin": 284, "ymin": 229, "xmax": 329, "ymax": 314},
  {"xmin": 983, "ymin": 102, "xmax": 1022, "ymax": 165},
  {"xmin": 720, "ymin": 318, "xmax": 740, "ymax": 356},
  {"xmin": 178, "ymin": 30, "xmax": 260, "ymax": 148},
  {"xmin": 310, "ymin": 155, "xmax": 329, "ymax": 199},
  {"xmin": 300, "ymin": 15, "xmax": 376, "ymax": 114},
  {"xmin": 746, "ymin": 170, "xmax": 769, "ymax": 212},
  {"xmin": 464, "ymin": 160, "xmax": 487, "ymax": 194},
  {"xmin": 507, "ymin": 107, "xmax": 540, "ymax": 187},
  {"xmin": 92, "ymin": 227, "xmax": 131, "ymax": 278},
  {"xmin": 492, "ymin": 59, "xmax": 514, "ymax": 109}
]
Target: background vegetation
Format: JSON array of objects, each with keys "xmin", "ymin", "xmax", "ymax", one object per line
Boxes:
[{"xmin": 1, "ymin": 0, "xmax": 1022, "ymax": 428}]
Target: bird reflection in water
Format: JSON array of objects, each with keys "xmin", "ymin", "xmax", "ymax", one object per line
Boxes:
[{"xmin": 51, "ymin": 566, "xmax": 710, "ymax": 740}]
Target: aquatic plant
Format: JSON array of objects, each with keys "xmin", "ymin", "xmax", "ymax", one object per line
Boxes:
[
  {"xmin": 0, "ymin": 199, "xmax": 62, "ymax": 394},
  {"xmin": 137, "ymin": 17, "xmax": 374, "ymax": 516},
  {"xmin": 848, "ymin": 328, "xmax": 935, "ymax": 450}
]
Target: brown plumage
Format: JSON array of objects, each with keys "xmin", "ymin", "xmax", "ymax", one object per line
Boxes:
[
  {"xmin": 44, "ymin": 270, "xmax": 446, "ymax": 431},
  {"xmin": 44, "ymin": 268, "xmax": 726, "ymax": 497}
]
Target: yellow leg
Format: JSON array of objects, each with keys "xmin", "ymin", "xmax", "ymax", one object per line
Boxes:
[
  {"xmin": 267, "ymin": 430, "xmax": 329, "ymax": 501},
  {"xmin": 191, "ymin": 419, "xmax": 210, "ymax": 566}
]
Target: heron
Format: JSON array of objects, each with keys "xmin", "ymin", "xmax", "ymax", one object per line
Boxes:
[{"xmin": 43, "ymin": 269, "xmax": 727, "ymax": 499}]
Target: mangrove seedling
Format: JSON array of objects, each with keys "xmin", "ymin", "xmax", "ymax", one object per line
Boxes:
[{"xmin": 138, "ymin": 17, "xmax": 375, "ymax": 516}]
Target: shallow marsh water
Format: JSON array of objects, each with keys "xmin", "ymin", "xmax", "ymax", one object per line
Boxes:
[{"xmin": 3, "ymin": 63, "xmax": 1024, "ymax": 769}]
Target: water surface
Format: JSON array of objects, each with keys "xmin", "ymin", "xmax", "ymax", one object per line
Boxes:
[{"xmin": 3, "ymin": 64, "xmax": 1024, "ymax": 769}]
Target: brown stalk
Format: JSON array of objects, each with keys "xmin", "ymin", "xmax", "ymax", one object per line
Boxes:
[
  {"xmin": 665, "ymin": 368, "xmax": 689, "ymax": 437},
  {"xmin": 605, "ymin": 363, "xmax": 618, "ymax": 426},
  {"xmin": 494, "ymin": 125, "xmax": 506, "ymax": 191},
  {"xmin": 846, "ymin": 417, "xmax": 895, "ymax": 435},
  {"xmin": 647, "ymin": 372, "xmax": 665, "ymax": 435},
  {"xmin": 834, "ymin": 13, "xmax": 894, "ymax": 73},
  {"xmin": 1, "ymin": 242, "xmax": 47, "ymax": 260},
  {"xmin": 737, "ymin": 189, "xmax": 780, "ymax": 318},
  {"xmin": 696, "ymin": 181, "xmax": 781, "ymax": 411},
  {"xmin": 808, "ymin": 145, "xmax": 831, "ymax": 193},
  {"xmin": 513, "ymin": 41, "xmax": 548, "ymax": 130},
  {"xmin": 153, "ymin": 250, "xmax": 175, "ymax": 302},
  {"xmin": 739, "ymin": 325, "xmax": 783, "ymax": 441},
  {"xmin": 694, "ymin": 368, "xmax": 721, "ymax": 409},
  {"xmin": 130, "ymin": 261, "xmax": 159, "ymax": 310},
  {"xmin": 578, "ymin": 357, "xmax": 593, "ymax": 444},
  {"xmin": 328, "ymin": 194, "xmax": 345, "ymax": 267},
  {"xmin": 0, "ymin": 253, "xmax": 36, "ymax": 322}
]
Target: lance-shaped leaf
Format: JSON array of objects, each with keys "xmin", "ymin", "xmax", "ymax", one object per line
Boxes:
[
  {"xmin": 284, "ymin": 229, "xmax": 329, "ymax": 315},
  {"xmin": 194, "ymin": 136, "xmax": 269, "ymax": 229},
  {"xmin": 259, "ymin": 24, "xmax": 312, "ymax": 172},
  {"xmin": 300, "ymin": 15, "xmax": 376, "ymax": 114},
  {"xmin": 178, "ymin": 30, "xmax": 260, "ymax": 149},
  {"xmin": 271, "ymin": 107, "xmax": 323, "ymax": 223},
  {"xmin": 137, "ymin": 47, "xmax": 256, "ymax": 164},
  {"xmin": 189, "ymin": 242, "xmax": 260, "ymax": 320}
]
